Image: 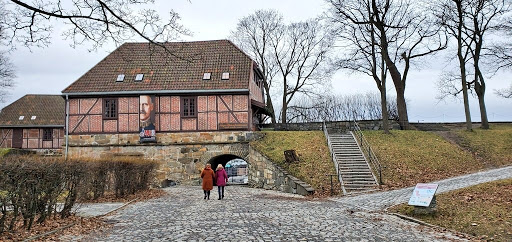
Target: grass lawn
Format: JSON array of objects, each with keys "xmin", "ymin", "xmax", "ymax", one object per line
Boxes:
[
  {"xmin": 363, "ymin": 130, "xmax": 483, "ymax": 189},
  {"xmin": 0, "ymin": 148, "xmax": 11, "ymax": 157},
  {"xmin": 251, "ymin": 131, "xmax": 339, "ymax": 195},
  {"xmin": 454, "ymin": 124, "xmax": 512, "ymax": 167},
  {"xmin": 390, "ymin": 179, "xmax": 512, "ymax": 241}
]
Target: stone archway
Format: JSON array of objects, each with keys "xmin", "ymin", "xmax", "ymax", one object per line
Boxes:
[
  {"xmin": 198, "ymin": 143, "xmax": 250, "ymax": 185},
  {"xmin": 198, "ymin": 143, "xmax": 249, "ymax": 165},
  {"xmin": 207, "ymin": 154, "xmax": 243, "ymax": 171}
]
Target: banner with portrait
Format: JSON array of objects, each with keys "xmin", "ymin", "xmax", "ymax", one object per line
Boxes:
[{"xmin": 139, "ymin": 95, "xmax": 156, "ymax": 143}]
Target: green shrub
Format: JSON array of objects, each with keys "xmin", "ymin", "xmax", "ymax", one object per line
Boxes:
[{"xmin": 0, "ymin": 155, "xmax": 158, "ymax": 233}]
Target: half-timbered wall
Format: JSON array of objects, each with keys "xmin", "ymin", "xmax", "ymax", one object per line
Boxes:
[
  {"xmin": 68, "ymin": 95, "xmax": 250, "ymax": 134},
  {"xmin": 0, "ymin": 128, "xmax": 12, "ymax": 148},
  {"xmin": 0, "ymin": 128, "xmax": 63, "ymax": 149}
]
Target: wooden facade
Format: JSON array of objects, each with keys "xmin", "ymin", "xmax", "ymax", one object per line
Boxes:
[
  {"xmin": 68, "ymin": 94, "xmax": 256, "ymax": 135},
  {"xmin": 0, "ymin": 128, "xmax": 64, "ymax": 149}
]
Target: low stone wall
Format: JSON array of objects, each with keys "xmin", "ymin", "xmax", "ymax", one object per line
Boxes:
[
  {"xmin": 248, "ymin": 146, "xmax": 314, "ymax": 196},
  {"xmin": 67, "ymin": 131, "xmax": 315, "ymax": 196},
  {"xmin": 67, "ymin": 131, "xmax": 259, "ymax": 185},
  {"xmin": 260, "ymin": 120, "xmax": 400, "ymax": 131}
]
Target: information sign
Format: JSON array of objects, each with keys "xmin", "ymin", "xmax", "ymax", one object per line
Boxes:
[{"xmin": 408, "ymin": 183, "xmax": 438, "ymax": 207}]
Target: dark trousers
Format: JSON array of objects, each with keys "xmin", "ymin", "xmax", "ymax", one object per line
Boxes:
[
  {"xmin": 203, "ymin": 190, "xmax": 210, "ymax": 199},
  {"xmin": 217, "ymin": 186, "xmax": 225, "ymax": 199}
]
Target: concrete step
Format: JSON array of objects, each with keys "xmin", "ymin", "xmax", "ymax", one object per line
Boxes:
[
  {"xmin": 339, "ymin": 164, "xmax": 369, "ymax": 167},
  {"xmin": 332, "ymin": 148, "xmax": 361, "ymax": 151},
  {"xmin": 342, "ymin": 178, "xmax": 375, "ymax": 181},
  {"xmin": 344, "ymin": 182, "xmax": 376, "ymax": 186},
  {"xmin": 341, "ymin": 174, "xmax": 374, "ymax": 178},
  {"xmin": 337, "ymin": 158, "xmax": 367, "ymax": 161},
  {"xmin": 338, "ymin": 163, "xmax": 368, "ymax": 166},
  {"xmin": 340, "ymin": 171, "xmax": 373, "ymax": 175}
]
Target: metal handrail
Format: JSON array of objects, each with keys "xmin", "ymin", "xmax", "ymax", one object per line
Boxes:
[
  {"xmin": 351, "ymin": 121, "xmax": 383, "ymax": 185},
  {"xmin": 323, "ymin": 121, "xmax": 347, "ymax": 195}
]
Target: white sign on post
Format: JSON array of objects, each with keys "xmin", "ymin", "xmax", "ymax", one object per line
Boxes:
[{"xmin": 408, "ymin": 183, "xmax": 438, "ymax": 207}]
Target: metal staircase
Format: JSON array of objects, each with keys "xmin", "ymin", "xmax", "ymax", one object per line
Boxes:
[{"xmin": 323, "ymin": 122, "xmax": 380, "ymax": 195}]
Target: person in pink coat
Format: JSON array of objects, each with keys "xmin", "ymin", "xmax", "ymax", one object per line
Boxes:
[{"xmin": 215, "ymin": 164, "xmax": 228, "ymax": 200}]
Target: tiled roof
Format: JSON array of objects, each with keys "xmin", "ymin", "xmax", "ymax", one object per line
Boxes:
[
  {"xmin": 0, "ymin": 95, "xmax": 65, "ymax": 127},
  {"xmin": 62, "ymin": 40, "xmax": 255, "ymax": 94}
]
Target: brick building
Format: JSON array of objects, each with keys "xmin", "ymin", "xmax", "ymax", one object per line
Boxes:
[
  {"xmin": 62, "ymin": 40, "xmax": 266, "ymax": 147},
  {"xmin": 0, "ymin": 95, "xmax": 65, "ymax": 151}
]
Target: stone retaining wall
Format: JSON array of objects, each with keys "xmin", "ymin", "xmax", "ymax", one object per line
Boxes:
[
  {"xmin": 67, "ymin": 131, "xmax": 314, "ymax": 196},
  {"xmin": 261, "ymin": 120, "xmax": 400, "ymax": 131},
  {"xmin": 248, "ymin": 146, "xmax": 314, "ymax": 196}
]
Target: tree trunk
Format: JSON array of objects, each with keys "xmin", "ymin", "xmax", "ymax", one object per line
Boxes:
[
  {"xmin": 281, "ymin": 90, "xmax": 288, "ymax": 124},
  {"xmin": 475, "ymin": 80, "xmax": 489, "ymax": 129},
  {"xmin": 263, "ymin": 80, "xmax": 277, "ymax": 124},
  {"xmin": 455, "ymin": 0, "xmax": 473, "ymax": 131},
  {"xmin": 380, "ymin": 46, "xmax": 410, "ymax": 130},
  {"xmin": 380, "ymin": 85, "xmax": 390, "ymax": 134},
  {"xmin": 395, "ymin": 86, "xmax": 410, "ymax": 130},
  {"xmin": 371, "ymin": 0, "xmax": 410, "ymax": 130}
]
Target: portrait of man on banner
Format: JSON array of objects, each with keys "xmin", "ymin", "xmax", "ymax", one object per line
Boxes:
[{"xmin": 139, "ymin": 95, "xmax": 156, "ymax": 142}]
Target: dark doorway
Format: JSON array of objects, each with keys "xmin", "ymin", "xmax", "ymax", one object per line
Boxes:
[
  {"xmin": 208, "ymin": 155, "xmax": 248, "ymax": 185},
  {"xmin": 12, "ymin": 129, "xmax": 23, "ymax": 148}
]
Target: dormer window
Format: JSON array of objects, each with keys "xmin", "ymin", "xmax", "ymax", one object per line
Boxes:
[
  {"xmin": 116, "ymin": 74, "xmax": 125, "ymax": 82},
  {"xmin": 221, "ymin": 72, "xmax": 230, "ymax": 80},
  {"xmin": 203, "ymin": 73, "xmax": 211, "ymax": 80},
  {"xmin": 31, "ymin": 116, "xmax": 36, "ymax": 120},
  {"xmin": 135, "ymin": 74, "xmax": 144, "ymax": 82}
]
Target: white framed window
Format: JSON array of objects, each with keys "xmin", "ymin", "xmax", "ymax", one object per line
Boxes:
[
  {"xmin": 221, "ymin": 72, "xmax": 230, "ymax": 80},
  {"xmin": 31, "ymin": 116, "xmax": 37, "ymax": 120},
  {"xmin": 203, "ymin": 73, "xmax": 211, "ymax": 80},
  {"xmin": 135, "ymin": 74, "xmax": 144, "ymax": 82},
  {"xmin": 116, "ymin": 74, "xmax": 125, "ymax": 82},
  {"xmin": 19, "ymin": 116, "xmax": 24, "ymax": 120}
]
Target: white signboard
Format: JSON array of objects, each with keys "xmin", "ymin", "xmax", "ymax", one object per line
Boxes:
[{"xmin": 408, "ymin": 183, "xmax": 438, "ymax": 207}]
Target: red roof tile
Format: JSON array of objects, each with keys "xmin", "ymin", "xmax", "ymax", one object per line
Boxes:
[
  {"xmin": 62, "ymin": 40, "xmax": 255, "ymax": 94},
  {"xmin": 0, "ymin": 95, "xmax": 65, "ymax": 127}
]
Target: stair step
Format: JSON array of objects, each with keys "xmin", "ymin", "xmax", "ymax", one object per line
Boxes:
[
  {"xmin": 339, "ymin": 165, "xmax": 369, "ymax": 168},
  {"xmin": 341, "ymin": 174, "xmax": 374, "ymax": 177},
  {"xmin": 340, "ymin": 172, "xmax": 373, "ymax": 175},
  {"xmin": 343, "ymin": 178, "xmax": 375, "ymax": 181},
  {"xmin": 344, "ymin": 182, "xmax": 376, "ymax": 185}
]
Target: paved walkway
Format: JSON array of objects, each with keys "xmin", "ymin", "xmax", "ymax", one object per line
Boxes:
[
  {"xmin": 332, "ymin": 165, "xmax": 512, "ymax": 211},
  {"xmin": 68, "ymin": 165, "xmax": 512, "ymax": 241}
]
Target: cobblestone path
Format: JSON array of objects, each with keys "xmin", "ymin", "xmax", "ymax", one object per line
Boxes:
[
  {"xmin": 77, "ymin": 186, "xmax": 460, "ymax": 241},
  {"xmin": 73, "ymin": 166, "xmax": 512, "ymax": 241}
]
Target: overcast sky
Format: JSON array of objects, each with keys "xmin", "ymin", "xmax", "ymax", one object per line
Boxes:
[{"xmin": 3, "ymin": 0, "xmax": 511, "ymax": 122}]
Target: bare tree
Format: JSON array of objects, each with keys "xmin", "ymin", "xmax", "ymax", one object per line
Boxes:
[
  {"xmin": 287, "ymin": 92, "xmax": 398, "ymax": 122},
  {"xmin": 495, "ymin": 83, "xmax": 512, "ymax": 98},
  {"xmin": 2, "ymin": 0, "xmax": 188, "ymax": 50},
  {"xmin": 0, "ymin": 0, "xmax": 188, "ymax": 101},
  {"xmin": 437, "ymin": 0, "xmax": 510, "ymax": 129},
  {"xmin": 230, "ymin": 9, "xmax": 281, "ymax": 124},
  {"xmin": 327, "ymin": 0, "xmax": 447, "ymax": 130},
  {"xmin": 0, "ymin": 15, "xmax": 15, "ymax": 103},
  {"xmin": 436, "ymin": 0, "xmax": 474, "ymax": 131},
  {"xmin": 489, "ymin": 5, "xmax": 512, "ymax": 99},
  {"xmin": 327, "ymin": 0, "xmax": 390, "ymax": 133},
  {"xmin": 271, "ymin": 18, "xmax": 334, "ymax": 123},
  {"xmin": 0, "ymin": 51, "xmax": 15, "ymax": 103}
]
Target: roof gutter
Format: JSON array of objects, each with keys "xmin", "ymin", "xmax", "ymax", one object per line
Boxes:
[
  {"xmin": 0, "ymin": 125, "xmax": 65, "ymax": 128},
  {"xmin": 62, "ymin": 89, "xmax": 250, "ymax": 96}
]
